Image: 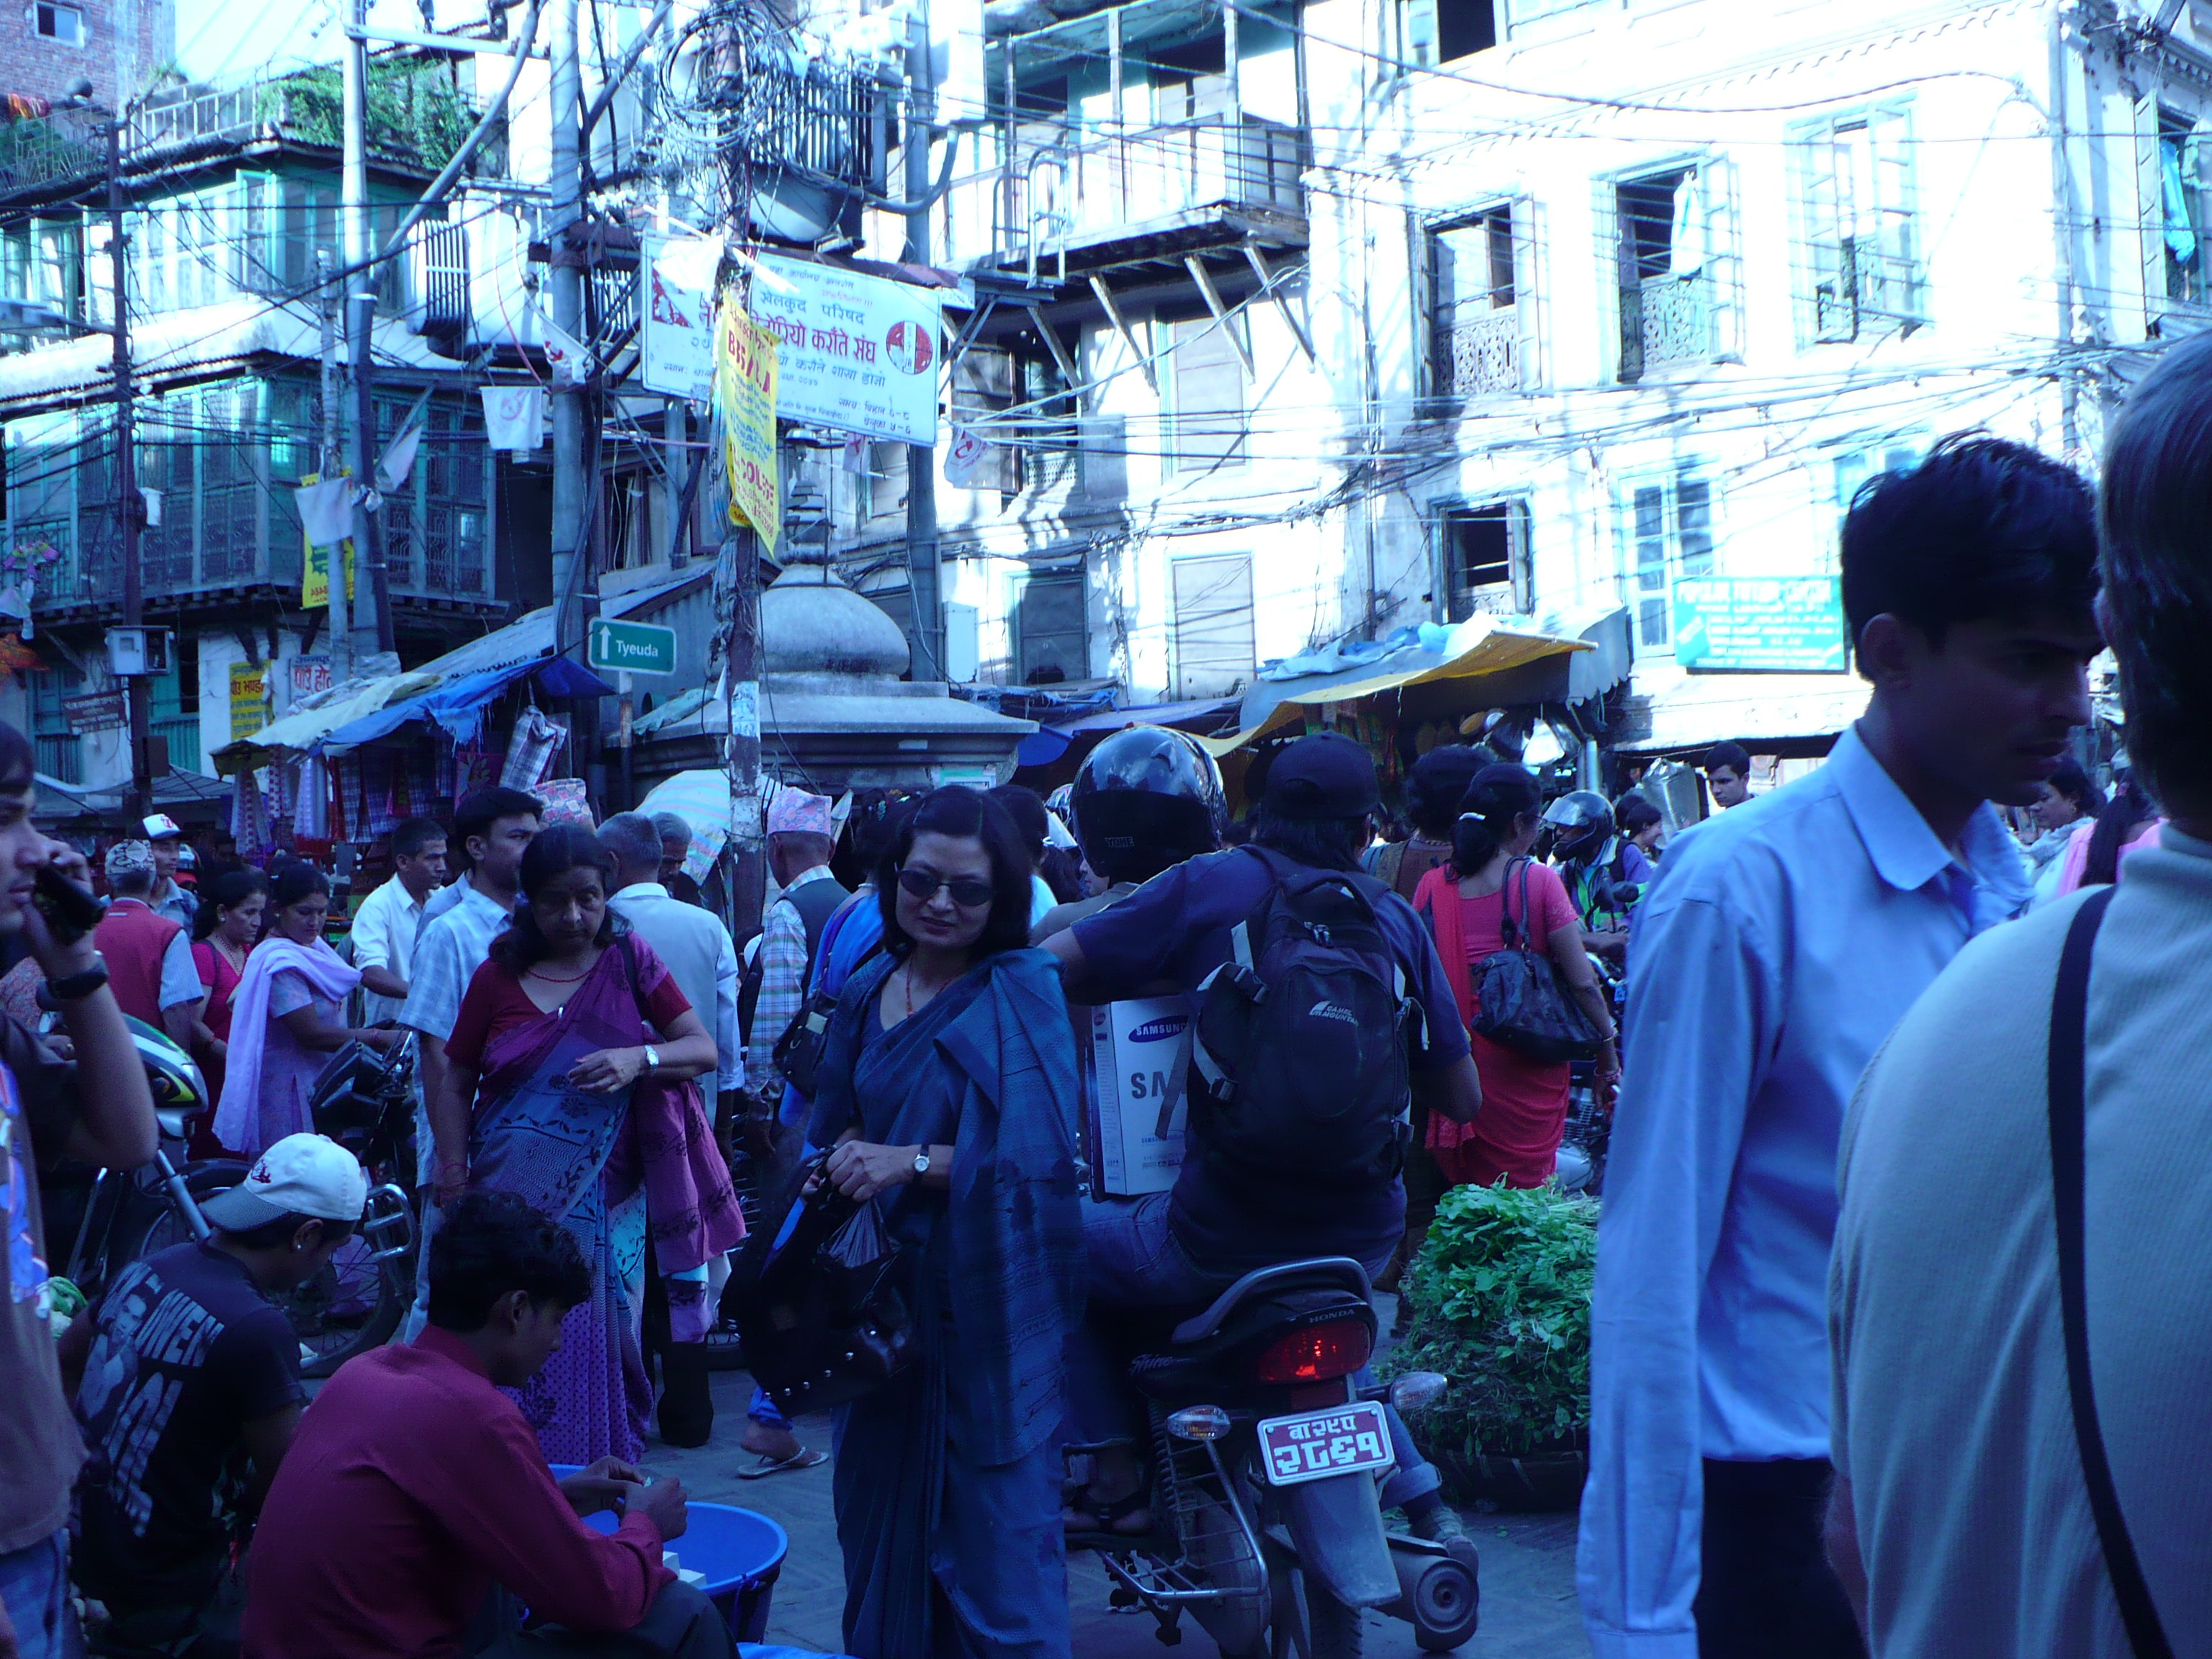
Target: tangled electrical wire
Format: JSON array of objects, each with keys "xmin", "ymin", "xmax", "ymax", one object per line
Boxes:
[{"xmin": 645, "ymin": 0, "xmax": 901, "ymax": 238}]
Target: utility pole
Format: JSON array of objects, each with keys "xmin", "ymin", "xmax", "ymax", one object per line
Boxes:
[
  {"xmin": 902, "ymin": 11, "xmax": 942, "ymax": 678},
  {"xmin": 107, "ymin": 114, "xmax": 149, "ymax": 822},
  {"xmin": 547, "ymin": 0, "xmax": 585, "ymax": 665},
  {"xmin": 342, "ymin": 0, "xmax": 393, "ymax": 660},
  {"xmin": 317, "ymin": 248, "xmax": 353, "ymax": 674}
]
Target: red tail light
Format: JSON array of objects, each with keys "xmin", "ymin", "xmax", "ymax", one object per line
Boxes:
[{"xmin": 1255, "ymin": 1319, "xmax": 1372, "ymax": 1385}]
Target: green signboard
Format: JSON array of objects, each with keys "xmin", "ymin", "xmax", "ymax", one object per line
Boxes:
[
  {"xmin": 588, "ymin": 617, "xmax": 678, "ymax": 678},
  {"xmin": 1672, "ymin": 577, "xmax": 1846, "ymax": 673}
]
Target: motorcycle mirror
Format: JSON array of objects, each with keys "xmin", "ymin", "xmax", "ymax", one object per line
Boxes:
[
  {"xmin": 1165, "ymin": 1405, "xmax": 1233, "ymax": 1442},
  {"xmin": 1387, "ymin": 1372, "xmax": 1449, "ymax": 1415}
]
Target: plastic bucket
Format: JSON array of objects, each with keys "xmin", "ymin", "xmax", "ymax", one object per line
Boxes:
[{"xmin": 550, "ymin": 1466, "xmax": 791, "ymax": 1640}]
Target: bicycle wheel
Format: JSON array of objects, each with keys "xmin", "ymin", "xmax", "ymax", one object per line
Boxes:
[{"xmin": 130, "ymin": 1163, "xmax": 408, "ymax": 1378}]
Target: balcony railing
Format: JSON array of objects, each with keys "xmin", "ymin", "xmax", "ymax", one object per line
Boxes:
[
  {"xmin": 952, "ymin": 113, "xmax": 1306, "ymax": 273},
  {"xmin": 1434, "ymin": 305, "xmax": 1521, "ymax": 400},
  {"xmin": 1619, "ymin": 271, "xmax": 1711, "ymax": 381}
]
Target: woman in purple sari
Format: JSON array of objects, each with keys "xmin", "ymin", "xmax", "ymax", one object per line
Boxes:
[{"xmin": 430, "ymin": 827, "xmax": 742, "ymax": 1464}]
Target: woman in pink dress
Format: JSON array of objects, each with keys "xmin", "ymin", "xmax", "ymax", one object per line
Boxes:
[
  {"xmin": 185, "ymin": 868, "xmax": 266, "ymax": 1156},
  {"xmin": 1410, "ymin": 765, "xmax": 1619, "ymax": 1189}
]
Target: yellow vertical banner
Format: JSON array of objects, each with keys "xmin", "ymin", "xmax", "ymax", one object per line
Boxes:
[
  {"xmin": 229, "ymin": 660, "xmax": 267, "ymax": 742},
  {"xmin": 714, "ymin": 293, "xmax": 781, "ymax": 548}
]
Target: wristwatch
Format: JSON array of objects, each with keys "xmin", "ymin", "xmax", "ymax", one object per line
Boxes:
[
  {"xmin": 642, "ymin": 1044, "xmax": 661, "ymax": 1074},
  {"xmin": 40, "ymin": 958, "xmax": 109, "ymax": 1007},
  {"xmin": 912, "ymin": 1148, "xmax": 932, "ymax": 1179}
]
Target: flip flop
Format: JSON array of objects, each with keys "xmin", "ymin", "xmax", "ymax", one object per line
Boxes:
[{"xmin": 737, "ymin": 1447, "xmax": 827, "ymax": 1480}]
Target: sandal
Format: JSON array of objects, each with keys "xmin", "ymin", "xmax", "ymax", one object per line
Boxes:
[
  {"xmin": 1063, "ymin": 1487, "xmax": 1153, "ymax": 1538},
  {"xmin": 737, "ymin": 1447, "xmax": 828, "ymax": 1480}
]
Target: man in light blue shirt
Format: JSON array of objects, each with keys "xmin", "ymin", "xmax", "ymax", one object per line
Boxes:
[{"xmin": 1578, "ymin": 437, "xmax": 2104, "ymax": 1658}]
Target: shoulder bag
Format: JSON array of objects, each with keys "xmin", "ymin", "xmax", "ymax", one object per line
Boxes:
[
  {"xmin": 2048, "ymin": 886, "xmax": 2173, "ymax": 1658},
  {"xmin": 724, "ymin": 1152, "xmax": 916, "ymax": 1416},
  {"xmin": 1467, "ymin": 858, "xmax": 1603, "ymax": 1064}
]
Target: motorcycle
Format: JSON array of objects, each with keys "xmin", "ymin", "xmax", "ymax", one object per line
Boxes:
[{"xmin": 1067, "ymin": 1257, "xmax": 1480, "ymax": 1658}]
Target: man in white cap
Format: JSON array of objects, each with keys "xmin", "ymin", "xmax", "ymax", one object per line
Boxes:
[
  {"xmin": 141, "ymin": 813, "xmax": 197, "ymax": 931},
  {"xmin": 70, "ymin": 1133, "xmax": 365, "ymax": 1652},
  {"xmin": 739, "ymin": 785, "xmax": 848, "ymax": 1095},
  {"xmin": 93, "ymin": 840, "xmax": 203, "ymax": 1050}
]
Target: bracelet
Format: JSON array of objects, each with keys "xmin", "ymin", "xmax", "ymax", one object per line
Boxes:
[{"xmin": 642, "ymin": 1043, "xmax": 661, "ymax": 1074}]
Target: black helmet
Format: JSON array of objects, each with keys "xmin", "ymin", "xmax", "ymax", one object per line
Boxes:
[{"xmin": 1072, "ymin": 725, "xmax": 1228, "ymax": 884}]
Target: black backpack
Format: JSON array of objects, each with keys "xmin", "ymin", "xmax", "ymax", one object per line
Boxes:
[{"xmin": 1190, "ymin": 847, "xmax": 1417, "ymax": 1185}]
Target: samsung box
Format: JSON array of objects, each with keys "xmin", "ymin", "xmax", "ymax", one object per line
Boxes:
[{"xmin": 1089, "ymin": 995, "xmax": 1194, "ymax": 1197}]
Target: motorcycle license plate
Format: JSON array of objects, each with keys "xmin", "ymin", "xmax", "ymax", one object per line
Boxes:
[{"xmin": 1255, "ymin": 1401, "xmax": 1393, "ymax": 1488}]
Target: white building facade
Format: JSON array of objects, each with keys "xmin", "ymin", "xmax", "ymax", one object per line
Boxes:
[{"xmin": 877, "ymin": 0, "xmax": 2203, "ymax": 755}]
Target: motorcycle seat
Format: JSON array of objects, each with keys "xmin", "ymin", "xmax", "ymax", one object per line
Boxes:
[{"xmin": 1169, "ymin": 1257, "xmax": 1372, "ymax": 1346}]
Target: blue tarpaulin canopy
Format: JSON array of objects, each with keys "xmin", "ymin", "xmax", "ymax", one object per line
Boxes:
[{"xmin": 320, "ymin": 656, "xmax": 614, "ymax": 753}]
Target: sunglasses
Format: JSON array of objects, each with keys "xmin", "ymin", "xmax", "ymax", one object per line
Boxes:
[{"xmin": 896, "ymin": 866, "xmax": 995, "ymax": 909}]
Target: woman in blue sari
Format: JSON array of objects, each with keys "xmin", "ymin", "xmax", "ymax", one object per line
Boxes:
[{"xmin": 806, "ymin": 786, "xmax": 1086, "ymax": 1659}]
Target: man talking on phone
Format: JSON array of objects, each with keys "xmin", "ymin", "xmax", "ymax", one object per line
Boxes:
[{"xmin": 0, "ymin": 721, "xmax": 160, "ymax": 1658}]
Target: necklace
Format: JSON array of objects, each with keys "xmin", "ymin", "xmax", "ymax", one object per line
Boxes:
[
  {"xmin": 899, "ymin": 961, "xmax": 956, "ymax": 1019},
  {"xmin": 528, "ymin": 961, "xmax": 593, "ymax": 984}
]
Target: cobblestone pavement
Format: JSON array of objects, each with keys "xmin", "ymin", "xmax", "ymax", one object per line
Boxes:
[{"xmin": 643, "ymin": 1369, "xmax": 1588, "ymax": 1658}]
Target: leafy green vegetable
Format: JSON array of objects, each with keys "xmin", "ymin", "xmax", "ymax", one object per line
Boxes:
[{"xmin": 1387, "ymin": 1182, "xmax": 1596, "ymax": 1459}]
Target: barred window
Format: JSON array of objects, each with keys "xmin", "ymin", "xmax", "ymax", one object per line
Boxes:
[{"xmin": 1794, "ymin": 107, "xmax": 1923, "ymax": 344}]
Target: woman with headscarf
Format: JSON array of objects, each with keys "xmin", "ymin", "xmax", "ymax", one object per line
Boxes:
[
  {"xmin": 804, "ymin": 786, "xmax": 1084, "ymax": 1659},
  {"xmin": 429, "ymin": 826, "xmax": 741, "ymax": 1465},
  {"xmin": 212, "ymin": 863, "xmax": 395, "ymax": 1159}
]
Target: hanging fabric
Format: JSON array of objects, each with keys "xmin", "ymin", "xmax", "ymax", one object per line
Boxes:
[
  {"xmin": 500, "ymin": 706, "xmax": 567, "ymax": 790},
  {"xmin": 1668, "ymin": 169, "xmax": 1708, "ymax": 277},
  {"xmin": 2164, "ymin": 136, "xmax": 2200, "ymax": 266}
]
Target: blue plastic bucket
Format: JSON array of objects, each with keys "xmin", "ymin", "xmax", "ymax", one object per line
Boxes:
[{"xmin": 550, "ymin": 1466, "xmax": 791, "ymax": 1641}]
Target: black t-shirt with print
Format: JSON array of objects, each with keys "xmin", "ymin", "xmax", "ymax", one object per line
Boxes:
[{"xmin": 73, "ymin": 1240, "xmax": 303, "ymax": 1607}]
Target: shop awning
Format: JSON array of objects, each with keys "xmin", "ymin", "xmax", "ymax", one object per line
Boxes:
[
  {"xmin": 320, "ymin": 657, "xmax": 615, "ymax": 753},
  {"xmin": 217, "ymin": 670, "xmax": 444, "ymax": 769},
  {"xmin": 1207, "ymin": 614, "xmax": 1598, "ymax": 755},
  {"xmin": 1612, "ymin": 670, "xmax": 1869, "ymax": 754}
]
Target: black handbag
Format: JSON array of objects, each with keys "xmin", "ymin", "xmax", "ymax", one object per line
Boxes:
[
  {"xmin": 771, "ymin": 942, "xmax": 883, "ymax": 1100},
  {"xmin": 1469, "ymin": 858, "xmax": 1604, "ymax": 1064},
  {"xmin": 726, "ymin": 1155, "xmax": 916, "ymax": 1416}
]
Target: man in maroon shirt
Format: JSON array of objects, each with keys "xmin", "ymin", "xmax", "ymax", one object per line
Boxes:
[{"xmin": 242, "ymin": 1192, "xmax": 731, "ymax": 1659}]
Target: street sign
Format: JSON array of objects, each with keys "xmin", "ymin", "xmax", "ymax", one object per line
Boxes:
[
  {"xmin": 588, "ymin": 617, "xmax": 678, "ymax": 678},
  {"xmin": 61, "ymin": 691, "xmax": 125, "ymax": 736}
]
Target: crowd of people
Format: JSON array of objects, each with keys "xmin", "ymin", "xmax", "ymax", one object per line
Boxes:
[{"xmin": 17, "ymin": 356, "xmax": 2212, "ymax": 1659}]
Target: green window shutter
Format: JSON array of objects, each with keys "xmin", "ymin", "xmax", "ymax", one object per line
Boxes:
[
  {"xmin": 2138, "ymin": 94, "xmax": 2166, "ymax": 337},
  {"xmin": 1511, "ymin": 194, "xmax": 1544, "ymax": 390},
  {"xmin": 1704, "ymin": 155, "xmax": 1744, "ymax": 362},
  {"xmin": 1592, "ymin": 176, "xmax": 1628, "ymax": 382},
  {"xmin": 1869, "ymin": 105, "xmax": 1920, "ymax": 325}
]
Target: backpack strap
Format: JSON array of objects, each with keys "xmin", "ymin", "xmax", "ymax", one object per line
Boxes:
[{"xmin": 2047, "ymin": 886, "xmax": 2172, "ymax": 1659}]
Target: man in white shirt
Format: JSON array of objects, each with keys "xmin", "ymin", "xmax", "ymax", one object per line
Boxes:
[
  {"xmin": 1577, "ymin": 438, "xmax": 2103, "ymax": 1658},
  {"xmin": 351, "ymin": 818, "xmax": 448, "ymax": 1028},
  {"xmin": 740, "ymin": 788, "xmax": 847, "ymax": 1095},
  {"xmin": 598, "ymin": 813, "xmax": 743, "ymax": 1133},
  {"xmin": 398, "ymin": 787, "xmax": 539, "ymax": 1265},
  {"xmin": 1829, "ymin": 337, "xmax": 2212, "ymax": 1657},
  {"xmin": 599, "ymin": 811, "xmax": 744, "ymax": 1449}
]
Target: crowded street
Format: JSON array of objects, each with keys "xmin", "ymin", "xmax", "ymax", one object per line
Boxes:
[{"xmin": 6, "ymin": 0, "xmax": 2212, "ymax": 1652}]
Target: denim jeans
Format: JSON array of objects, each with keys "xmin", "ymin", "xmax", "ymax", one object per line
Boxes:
[
  {"xmin": 0, "ymin": 1530, "xmax": 80, "ymax": 1659},
  {"xmin": 1069, "ymin": 1192, "xmax": 1441, "ymax": 1509}
]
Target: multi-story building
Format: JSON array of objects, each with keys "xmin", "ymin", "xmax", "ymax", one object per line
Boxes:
[
  {"xmin": 0, "ymin": 0, "xmax": 174, "ymax": 112},
  {"xmin": 878, "ymin": 0, "xmax": 2197, "ymax": 764},
  {"xmin": 0, "ymin": 59, "xmax": 508, "ymax": 785}
]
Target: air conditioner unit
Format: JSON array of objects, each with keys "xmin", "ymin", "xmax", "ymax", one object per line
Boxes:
[{"xmin": 105, "ymin": 626, "xmax": 173, "ymax": 678}]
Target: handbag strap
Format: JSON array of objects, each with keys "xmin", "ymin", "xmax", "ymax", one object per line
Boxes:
[
  {"xmin": 2047, "ymin": 885, "xmax": 2172, "ymax": 1659},
  {"xmin": 1499, "ymin": 858, "xmax": 1542, "ymax": 954}
]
